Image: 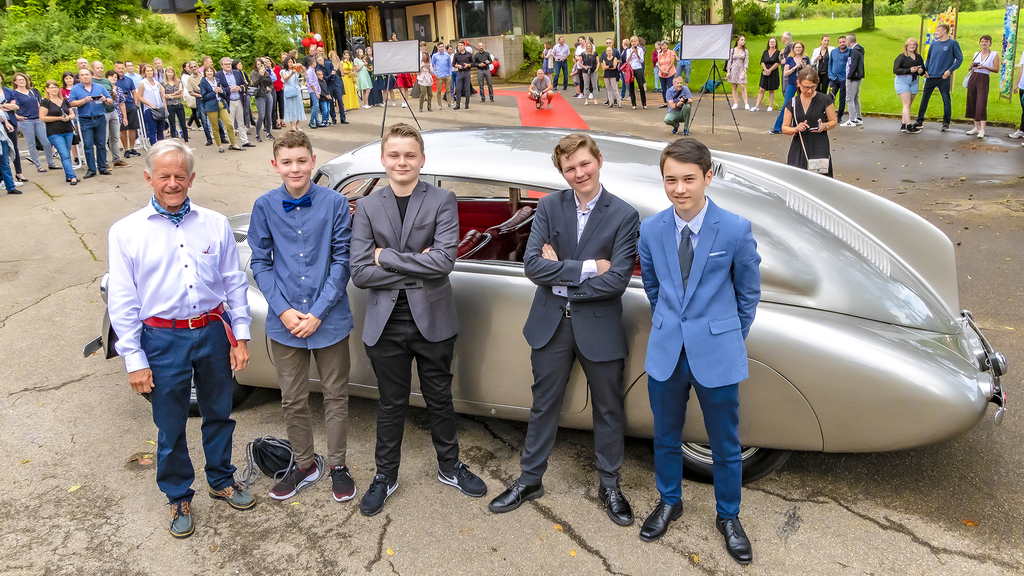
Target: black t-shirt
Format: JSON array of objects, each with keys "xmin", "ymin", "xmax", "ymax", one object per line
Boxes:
[
  {"xmin": 601, "ymin": 54, "xmax": 619, "ymax": 78},
  {"xmin": 392, "ymin": 194, "xmax": 413, "ymax": 314},
  {"xmin": 395, "ymin": 194, "xmax": 411, "ymax": 222},
  {"xmin": 41, "ymin": 98, "xmax": 74, "ymax": 137},
  {"xmin": 453, "ymin": 51, "xmax": 474, "ymax": 73}
]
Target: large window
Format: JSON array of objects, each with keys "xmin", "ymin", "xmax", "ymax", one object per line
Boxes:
[
  {"xmin": 457, "ymin": 0, "xmax": 488, "ymax": 37},
  {"xmin": 460, "ymin": 0, "xmax": 610, "ymax": 38}
]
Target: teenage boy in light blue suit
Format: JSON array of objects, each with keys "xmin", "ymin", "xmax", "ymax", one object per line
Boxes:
[{"xmin": 636, "ymin": 138, "xmax": 761, "ymax": 566}]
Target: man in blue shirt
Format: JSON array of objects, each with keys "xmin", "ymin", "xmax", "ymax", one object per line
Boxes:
[
  {"xmin": 664, "ymin": 77, "xmax": 692, "ymax": 135},
  {"xmin": 431, "ymin": 42, "xmax": 453, "ymax": 108},
  {"xmin": 827, "ymin": 36, "xmax": 850, "ymax": 120},
  {"xmin": 68, "ymin": 68, "xmax": 113, "ymax": 178},
  {"xmin": 915, "ymin": 23, "xmax": 963, "ymax": 131},
  {"xmin": 672, "ymin": 41, "xmax": 692, "ymax": 84},
  {"xmin": 247, "ymin": 130, "xmax": 357, "ymax": 503},
  {"xmin": 114, "ymin": 61, "xmax": 141, "ymax": 158}
]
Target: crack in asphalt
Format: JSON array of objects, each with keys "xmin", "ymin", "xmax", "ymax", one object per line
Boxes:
[
  {"xmin": 0, "ymin": 276, "xmax": 100, "ymax": 330},
  {"xmin": 388, "ymin": 559, "xmax": 401, "ymax": 575},
  {"xmin": 60, "ymin": 208, "xmax": 99, "ymax": 261},
  {"xmin": 364, "ymin": 513, "xmax": 392, "ymax": 572},
  {"xmin": 528, "ymin": 499, "xmax": 630, "ymax": 576},
  {"xmin": 7, "ymin": 373, "xmax": 93, "ymax": 398},
  {"xmin": 464, "ymin": 415, "xmax": 519, "ymax": 452},
  {"xmin": 748, "ymin": 486, "xmax": 1022, "ymax": 571}
]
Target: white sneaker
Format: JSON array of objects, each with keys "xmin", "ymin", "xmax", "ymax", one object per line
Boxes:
[
  {"xmin": 965, "ymin": 127, "xmax": 979, "ymax": 135},
  {"xmin": 363, "ymin": 105, "xmax": 370, "ymax": 109},
  {"xmin": 853, "ymin": 118, "xmax": 864, "ymax": 126},
  {"xmin": 13, "ymin": 180, "xmax": 23, "ymax": 187},
  {"xmin": 744, "ymin": 103, "xmax": 750, "ymax": 110},
  {"xmin": 731, "ymin": 103, "xmax": 738, "ymax": 110},
  {"xmin": 391, "ymin": 102, "xmax": 397, "ymax": 107},
  {"xmin": 749, "ymin": 107, "xmax": 758, "ymax": 111},
  {"xmin": 767, "ymin": 106, "xmax": 773, "ymax": 112},
  {"xmin": 977, "ymin": 131, "xmax": 985, "ymax": 139},
  {"xmin": 401, "ymin": 102, "xmax": 408, "ymax": 108},
  {"xmin": 840, "ymin": 120, "xmax": 857, "ymax": 127},
  {"xmin": 1008, "ymin": 130, "xmax": 1024, "ymax": 138}
]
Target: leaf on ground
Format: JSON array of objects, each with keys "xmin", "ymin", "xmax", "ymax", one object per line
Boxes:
[
  {"xmin": 21, "ymin": 460, "xmax": 30, "ymax": 465},
  {"xmin": 689, "ymin": 553, "xmax": 699, "ymax": 565},
  {"xmin": 553, "ymin": 524, "xmax": 562, "ymax": 532},
  {"xmin": 386, "ymin": 547, "xmax": 395, "ymax": 556},
  {"xmin": 289, "ymin": 501, "xmax": 301, "ymax": 506},
  {"xmin": 569, "ymin": 550, "xmax": 576, "ymax": 557},
  {"xmin": 961, "ymin": 519, "xmax": 979, "ymax": 526},
  {"xmin": 68, "ymin": 485, "xmax": 81, "ymax": 492},
  {"xmin": 145, "ymin": 440, "xmax": 156, "ymax": 445}
]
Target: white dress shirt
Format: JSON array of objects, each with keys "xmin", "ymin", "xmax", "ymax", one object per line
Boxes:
[
  {"xmin": 674, "ymin": 197, "xmax": 709, "ymax": 249},
  {"xmin": 107, "ymin": 201, "xmax": 251, "ymax": 372},
  {"xmin": 553, "ymin": 190, "xmax": 601, "ymax": 299}
]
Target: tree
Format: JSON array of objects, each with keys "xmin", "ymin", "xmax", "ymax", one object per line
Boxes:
[
  {"xmin": 196, "ymin": 0, "xmax": 309, "ymax": 64},
  {"xmin": 861, "ymin": 0, "xmax": 874, "ymax": 30},
  {"xmin": 722, "ymin": 0, "xmax": 734, "ymax": 24}
]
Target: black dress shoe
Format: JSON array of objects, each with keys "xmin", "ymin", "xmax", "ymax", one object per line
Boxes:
[
  {"xmin": 205, "ymin": 140, "xmax": 214, "ymax": 147},
  {"xmin": 84, "ymin": 171, "xmax": 97, "ymax": 179},
  {"xmin": 242, "ymin": 143, "xmax": 256, "ymax": 148},
  {"xmin": 598, "ymin": 485, "xmax": 634, "ymax": 527},
  {"xmin": 99, "ymin": 169, "xmax": 112, "ymax": 175},
  {"xmin": 716, "ymin": 515, "xmax": 753, "ymax": 565},
  {"xmin": 488, "ymin": 481, "xmax": 544, "ymax": 513},
  {"xmin": 339, "ymin": 120, "xmax": 349, "ymax": 124},
  {"xmin": 639, "ymin": 500, "xmax": 683, "ymax": 541}
]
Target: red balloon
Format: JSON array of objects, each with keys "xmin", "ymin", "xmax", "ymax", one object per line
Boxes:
[
  {"xmin": 317, "ymin": 40, "xmax": 325, "ymax": 48},
  {"xmin": 301, "ymin": 37, "xmax": 312, "ymax": 48}
]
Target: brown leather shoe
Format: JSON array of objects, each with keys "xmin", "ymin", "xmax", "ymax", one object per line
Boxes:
[{"xmin": 113, "ymin": 161, "xmax": 128, "ymax": 167}]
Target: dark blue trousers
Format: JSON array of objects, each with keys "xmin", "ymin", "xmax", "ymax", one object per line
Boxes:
[
  {"xmin": 141, "ymin": 321, "xmax": 237, "ymax": 504},
  {"xmin": 78, "ymin": 115, "xmax": 107, "ymax": 173},
  {"xmin": 326, "ymin": 80, "xmax": 345, "ymax": 122},
  {"xmin": 648, "ymin": 351, "xmax": 741, "ymax": 519},
  {"xmin": 553, "ymin": 60, "xmax": 569, "ymax": 89}
]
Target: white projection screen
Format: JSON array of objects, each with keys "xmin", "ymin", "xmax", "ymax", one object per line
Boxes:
[
  {"xmin": 372, "ymin": 40, "xmax": 419, "ymax": 75},
  {"xmin": 679, "ymin": 24, "xmax": 734, "ymax": 60}
]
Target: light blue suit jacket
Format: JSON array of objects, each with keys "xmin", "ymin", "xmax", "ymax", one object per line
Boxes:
[{"xmin": 638, "ymin": 199, "xmax": 761, "ymax": 386}]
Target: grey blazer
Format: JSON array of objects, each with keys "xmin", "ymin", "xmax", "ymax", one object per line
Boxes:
[
  {"xmin": 351, "ymin": 181, "xmax": 459, "ymax": 346},
  {"xmin": 522, "ymin": 187, "xmax": 640, "ymax": 362}
]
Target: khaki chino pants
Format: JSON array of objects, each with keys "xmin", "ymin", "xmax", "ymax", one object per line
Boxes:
[{"xmin": 270, "ymin": 337, "xmax": 351, "ymax": 469}]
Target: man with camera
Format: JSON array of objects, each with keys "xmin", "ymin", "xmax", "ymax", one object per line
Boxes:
[{"xmin": 68, "ymin": 68, "xmax": 114, "ymax": 179}]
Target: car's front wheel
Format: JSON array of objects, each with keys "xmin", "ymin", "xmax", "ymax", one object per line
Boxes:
[
  {"xmin": 142, "ymin": 378, "xmax": 254, "ymax": 417},
  {"xmin": 681, "ymin": 443, "xmax": 792, "ymax": 484}
]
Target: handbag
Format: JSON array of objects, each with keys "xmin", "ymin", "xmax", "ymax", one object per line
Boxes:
[
  {"xmin": 284, "ymin": 84, "xmax": 298, "ymax": 98},
  {"xmin": 794, "ymin": 96, "xmax": 830, "ymax": 174},
  {"xmin": 150, "ymin": 105, "xmax": 167, "ymax": 121}
]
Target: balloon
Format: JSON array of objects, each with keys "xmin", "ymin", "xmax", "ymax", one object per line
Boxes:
[
  {"xmin": 317, "ymin": 40, "xmax": 325, "ymax": 48},
  {"xmin": 314, "ymin": 33, "xmax": 322, "ymax": 41},
  {"xmin": 301, "ymin": 37, "xmax": 312, "ymax": 48}
]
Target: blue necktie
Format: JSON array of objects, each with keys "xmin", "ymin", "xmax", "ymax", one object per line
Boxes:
[{"xmin": 283, "ymin": 195, "xmax": 312, "ymax": 212}]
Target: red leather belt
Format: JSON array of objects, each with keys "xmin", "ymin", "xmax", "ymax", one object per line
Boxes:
[{"xmin": 143, "ymin": 304, "xmax": 238, "ymax": 347}]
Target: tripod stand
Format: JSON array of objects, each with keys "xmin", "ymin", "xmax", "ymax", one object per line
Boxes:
[
  {"xmin": 380, "ymin": 74, "xmax": 421, "ymax": 137},
  {"xmin": 689, "ymin": 61, "xmax": 742, "ymax": 140}
]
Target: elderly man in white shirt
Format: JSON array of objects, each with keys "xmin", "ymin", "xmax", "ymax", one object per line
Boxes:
[
  {"xmin": 551, "ymin": 36, "xmax": 571, "ymax": 90},
  {"xmin": 107, "ymin": 139, "xmax": 257, "ymax": 539}
]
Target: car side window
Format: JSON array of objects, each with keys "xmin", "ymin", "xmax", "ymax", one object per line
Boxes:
[{"xmin": 335, "ymin": 175, "xmax": 390, "ymax": 199}]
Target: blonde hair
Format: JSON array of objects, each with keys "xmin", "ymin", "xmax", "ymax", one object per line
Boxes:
[
  {"xmin": 551, "ymin": 133, "xmax": 601, "ymax": 172},
  {"xmin": 903, "ymin": 38, "xmax": 919, "ymax": 56},
  {"xmin": 381, "ymin": 123, "xmax": 425, "ymax": 154}
]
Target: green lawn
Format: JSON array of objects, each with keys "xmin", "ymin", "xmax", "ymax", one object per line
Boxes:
[{"xmin": 677, "ymin": 10, "xmax": 1020, "ymax": 125}]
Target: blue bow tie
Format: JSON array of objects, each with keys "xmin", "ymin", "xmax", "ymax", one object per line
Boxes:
[{"xmin": 283, "ymin": 194, "xmax": 312, "ymax": 212}]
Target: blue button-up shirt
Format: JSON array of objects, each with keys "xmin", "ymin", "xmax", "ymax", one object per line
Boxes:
[
  {"xmin": 666, "ymin": 85, "xmax": 692, "ymax": 107},
  {"xmin": 674, "ymin": 197, "xmax": 709, "ymax": 249},
  {"xmin": 430, "ymin": 51, "xmax": 452, "ymax": 77},
  {"xmin": 69, "ymin": 82, "xmax": 112, "ymax": 118},
  {"xmin": 248, "ymin": 183, "xmax": 354, "ymax": 349}
]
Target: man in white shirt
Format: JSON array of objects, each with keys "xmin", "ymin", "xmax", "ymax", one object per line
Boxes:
[
  {"xmin": 1010, "ymin": 53, "xmax": 1024, "ymax": 143},
  {"xmin": 107, "ymin": 139, "xmax": 257, "ymax": 539}
]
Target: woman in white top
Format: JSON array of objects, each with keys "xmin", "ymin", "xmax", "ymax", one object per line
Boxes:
[
  {"xmin": 964, "ymin": 34, "xmax": 1000, "ymax": 139},
  {"xmin": 626, "ymin": 35, "xmax": 647, "ymax": 109},
  {"xmin": 137, "ymin": 63, "xmax": 166, "ymax": 145}
]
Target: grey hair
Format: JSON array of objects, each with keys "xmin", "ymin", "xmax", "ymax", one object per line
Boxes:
[
  {"xmin": 145, "ymin": 139, "xmax": 195, "ymax": 176},
  {"xmin": 220, "ymin": 57, "xmax": 232, "ymax": 65},
  {"xmin": 782, "ymin": 31, "xmax": 792, "ymax": 40}
]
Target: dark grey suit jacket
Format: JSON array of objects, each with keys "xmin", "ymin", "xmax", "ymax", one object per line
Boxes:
[
  {"xmin": 351, "ymin": 181, "xmax": 459, "ymax": 346},
  {"xmin": 522, "ymin": 187, "xmax": 640, "ymax": 362}
]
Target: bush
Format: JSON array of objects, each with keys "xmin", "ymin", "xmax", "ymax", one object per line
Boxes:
[
  {"xmin": 523, "ymin": 34, "xmax": 543, "ymax": 63},
  {"xmin": 733, "ymin": 1, "xmax": 776, "ymax": 37}
]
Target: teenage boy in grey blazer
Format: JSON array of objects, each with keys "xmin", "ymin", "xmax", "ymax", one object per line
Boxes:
[
  {"xmin": 489, "ymin": 133, "xmax": 640, "ymax": 527},
  {"xmin": 351, "ymin": 123, "xmax": 487, "ymax": 517}
]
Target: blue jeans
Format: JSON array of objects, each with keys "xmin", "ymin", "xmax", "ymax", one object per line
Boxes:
[
  {"xmin": 553, "ymin": 60, "xmax": 569, "ymax": 89},
  {"xmin": 1, "ymin": 138, "xmax": 14, "ymax": 192},
  {"xmin": 78, "ymin": 115, "xmax": 107, "ymax": 173},
  {"xmin": 141, "ymin": 321, "xmax": 238, "ymax": 504},
  {"xmin": 916, "ymin": 76, "xmax": 952, "ymax": 125},
  {"xmin": 143, "ymin": 108, "xmax": 166, "ymax": 145},
  {"xmin": 648, "ymin": 351, "xmax": 741, "ymax": 518},
  {"xmin": 319, "ymin": 100, "xmax": 330, "ymax": 124},
  {"xmin": 309, "ymin": 91, "xmax": 321, "ymax": 126},
  {"xmin": 677, "ymin": 61, "xmax": 692, "ymax": 84},
  {"xmin": 47, "ymin": 132, "xmax": 76, "ymax": 180},
  {"xmin": 773, "ymin": 84, "xmax": 797, "ymax": 132}
]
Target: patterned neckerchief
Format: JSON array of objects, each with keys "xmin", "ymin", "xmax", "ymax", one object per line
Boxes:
[{"xmin": 151, "ymin": 196, "xmax": 191, "ymax": 225}]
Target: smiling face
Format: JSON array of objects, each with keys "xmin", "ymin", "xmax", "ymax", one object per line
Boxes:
[
  {"xmin": 662, "ymin": 157, "xmax": 711, "ymax": 222},
  {"xmin": 381, "ymin": 136, "xmax": 426, "ymax": 190},
  {"xmin": 145, "ymin": 153, "xmax": 195, "ymax": 212},
  {"xmin": 979, "ymin": 37, "xmax": 992, "ymax": 50},
  {"xmin": 272, "ymin": 145, "xmax": 317, "ymax": 197},
  {"xmin": 558, "ymin": 147, "xmax": 602, "ymax": 198}
]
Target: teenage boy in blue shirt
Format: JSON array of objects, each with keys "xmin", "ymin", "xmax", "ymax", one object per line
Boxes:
[
  {"xmin": 247, "ymin": 130, "xmax": 357, "ymax": 504},
  {"xmin": 915, "ymin": 23, "xmax": 963, "ymax": 132}
]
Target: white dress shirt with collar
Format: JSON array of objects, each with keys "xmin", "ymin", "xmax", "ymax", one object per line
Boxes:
[
  {"xmin": 674, "ymin": 196, "xmax": 710, "ymax": 249},
  {"xmin": 107, "ymin": 201, "xmax": 252, "ymax": 373},
  {"xmin": 552, "ymin": 189, "xmax": 601, "ymax": 300}
]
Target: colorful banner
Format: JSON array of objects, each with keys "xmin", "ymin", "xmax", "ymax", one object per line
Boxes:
[
  {"xmin": 1000, "ymin": 2, "xmax": 1020, "ymax": 99},
  {"xmin": 923, "ymin": 8, "xmax": 958, "ymax": 62}
]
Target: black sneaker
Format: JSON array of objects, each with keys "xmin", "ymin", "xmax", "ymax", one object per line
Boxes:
[
  {"xmin": 907, "ymin": 124, "xmax": 922, "ymax": 134},
  {"xmin": 900, "ymin": 124, "xmax": 908, "ymax": 133},
  {"xmin": 438, "ymin": 461, "xmax": 487, "ymax": 497},
  {"xmin": 360, "ymin": 474, "xmax": 398, "ymax": 516},
  {"xmin": 269, "ymin": 462, "xmax": 321, "ymax": 500},
  {"xmin": 331, "ymin": 465, "xmax": 356, "ymax": 502},
  {"xmin": 941, "ymin": 123, "xmax": 950, "ymax": 132}
]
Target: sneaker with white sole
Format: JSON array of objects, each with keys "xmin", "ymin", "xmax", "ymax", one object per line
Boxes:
[
  {"xmin": 854, "ymin": 118, "xmax": 863, "ymax": 126},
  {"xmin": 966, "ymin": 127, "xmax": 979, "ymax": 135},
  {"xmin": 1008, "ymin": 130, "xmax": 1024, "ymax": 139},
  {"xmin": 731, "ymin": 103, "xmax": 738, "ymax": 110},
  {"xmin": 749, "ymin": 107, "xmax": 758, "ymax": 111},
  {"xmin": 360, "ymin": 474, "xmax": 398, "ymax": 516},
  {"xmin": 331, "ymin": 465, "xmax": 356, "ymax": 502},
  {"xmin": 269, "ymin": 461, "xmax": 320, "ymax": 500},
  {"xmin": 766, "ymin": 106, "xmax": 773, "ymax": 112},
  {"xmin": 744, "ymin": 103, "xmax": 749, "ymax": 110},
  {"xmin": 977, "ymin": 131, "xmax": 985, "ymax": 139},
  {"xmin": 438, "ymin": 461, "xmax": 487, "ymax": 497},
  {"xmin": 840, "ymin": 120, "xmax": 857, "ymax": 127}
]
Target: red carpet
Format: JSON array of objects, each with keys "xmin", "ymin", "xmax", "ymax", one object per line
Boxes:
[{"xmin": 493, "ymin": 88, "xmax": 590, "ymax": 130}]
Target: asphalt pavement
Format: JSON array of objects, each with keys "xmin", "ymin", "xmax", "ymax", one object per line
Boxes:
[{"xmin": 0, "ymin": 88, "xmax": 1021, "ymax": 575}]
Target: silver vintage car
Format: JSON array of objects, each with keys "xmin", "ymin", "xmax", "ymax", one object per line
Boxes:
[{"xmin": 86, "ymin": 127, "xmax": 1007, "ymax": 483}]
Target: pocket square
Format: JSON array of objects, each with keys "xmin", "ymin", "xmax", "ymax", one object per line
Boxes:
[{"xmin": 709, "ymin": 251, "xmax": 727, "ymax": 257}]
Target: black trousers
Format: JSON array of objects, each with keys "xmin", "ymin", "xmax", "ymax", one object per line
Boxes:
[
  {"xmin": 917, "ymin": 76, "xmax": 952, "ymax": 125},
  {"xmin": 519, "ymin": 315, "xmax": 625, "ymax": 489},
  {"xmin": 275, "ymin": 89, "xmax": 284, "ymax": 121},
  {"xmin": 456, "ymin": 72, "xmax": 472, "ymax": 108},
  {"xmin": 326, "ymin": 82, "xmax": 345, "ymax": 122},
  {"xmin": 365, "ymin": 306, "xmax": 459, "ymax": 482},
  {"xmin": 828, "ymin": 79, "xmax": 846, "ymax": 118}
]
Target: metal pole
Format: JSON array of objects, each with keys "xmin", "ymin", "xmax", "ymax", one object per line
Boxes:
[{"xmin": 616, "ymin": 0, "xmax": 620, "ymax": 49}]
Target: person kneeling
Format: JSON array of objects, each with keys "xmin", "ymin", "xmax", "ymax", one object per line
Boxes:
[
  {"xmin": 529, "ymin": 68, "xmax": 555, "ymax": 110},
  {"xmin": 664, "ymin": 76, "xmax": 692, "ymax": 136}
]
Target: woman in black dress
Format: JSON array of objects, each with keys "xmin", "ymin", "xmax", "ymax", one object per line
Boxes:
[
  {"xmin": 752, "ymin": 37, "xmax": 781, "ymax": 111},
  {"xmin": 782, "ymin": 67, "xmax": 838, "ymax": 177}
]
